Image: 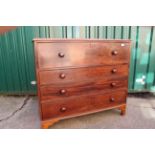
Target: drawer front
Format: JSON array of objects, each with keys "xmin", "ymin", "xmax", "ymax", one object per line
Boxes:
[
  {"xmin": 39, "ymin": 64, "xmax": 129, "ymax": 85},
  {"xmin": 40, "ymin": 77, "xmax": 128, "ymax": 101},
  {"xmin": 36, "ymin": 42, "xmax": 130, "ymax": 69},
  {"xmin": 41, "ymin": 90, "xmax": 127, "ymax": 120}
]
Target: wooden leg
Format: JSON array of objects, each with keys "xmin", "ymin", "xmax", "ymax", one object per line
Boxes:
[
  {"xmin": 118, "ymin": 104, "xmax": 126, "ymax": 116},
  {"xmin": 41, "ymin": 119, "xmax": 59, "ymax": 129}
]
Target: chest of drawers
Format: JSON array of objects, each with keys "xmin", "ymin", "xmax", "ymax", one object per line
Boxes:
[{"xmin": 34, "ymin": 39, "xmax": 131, "ymax": 129}]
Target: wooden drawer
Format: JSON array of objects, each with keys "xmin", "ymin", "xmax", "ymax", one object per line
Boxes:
[
  {"xmin": 40, "ymin": 77, "xmax": 128, "ymax": 101},
  {"xmin": 38, "ymin": 64, "xmax": 129, "ymax": 85},
  {"xmin": 41, "ymin": 90, "xmax": 127, "ymax": 120},
  {"xmin": 36, "ymin": 42, "xmax": 130, "ymax": 69}
]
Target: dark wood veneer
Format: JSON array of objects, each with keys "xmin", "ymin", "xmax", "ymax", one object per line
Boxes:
[
  {"xmin": 34, "ymin": 39, "xmax": 131, "ymax": 128},
  {"xmin": 36, "ymin": 42, "xmax": 130, "ymax": 69},
  {"xmin": 40, "ymin": 77, "xmax": 128, "ymax": 101},
  {"xmin": 41, "ymin": 90, "xmax": 127, "ymax": 120},
  {"xmin": 39, "ymin": 64, "xmax": 129, "ymax": 85}
]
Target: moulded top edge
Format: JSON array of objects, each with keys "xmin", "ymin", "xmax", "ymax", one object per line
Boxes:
[{"xmin": 33, "ymin": 38, "xmax": 132, "ymax": 43}]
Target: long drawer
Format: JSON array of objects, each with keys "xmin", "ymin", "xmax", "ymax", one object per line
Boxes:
[
  {"xmin": 36, "ymin": 42, "xmax": 130, "ymax": 69},
  {"xmin": 41, "ymin": 90, "xmax": 127, "ymax": 120},
  {"xmin": 39, "ymin": 77, "xmax": 128, "ymax": 101},
  {"xmin": 38, "ymin": 64, "xmax": 129, "ymax": 85}
]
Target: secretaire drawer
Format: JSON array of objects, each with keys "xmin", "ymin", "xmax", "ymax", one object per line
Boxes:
[
  {"xmin": 39, "ymin": 77, "xmax": 128, "ymax": 101},
  {"xmin": 41, "ymin": 90, "xmax": 127, "ymax": 120},
  {"xmin": 36, "ymin": 42, "xmax": 130, "ymax": 69},
  {"xmin": 38, "ymin": 64, "xmax": 129, "ymax": 85}
]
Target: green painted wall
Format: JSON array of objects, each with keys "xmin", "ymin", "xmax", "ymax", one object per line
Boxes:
[{"xmin": 0, "ymin": 26, "xmax": 155, "ymax": 94}]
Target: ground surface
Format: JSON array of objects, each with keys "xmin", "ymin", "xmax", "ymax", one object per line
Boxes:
[{"xmin": 0, "ymin": 95, "xmax": 155, "ymax": 129}]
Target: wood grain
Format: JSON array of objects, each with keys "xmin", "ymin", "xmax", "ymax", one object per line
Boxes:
[
  {"xmin": 41, "ymin": 90, "xmax": 127, "ymax": 120},
  {"xmin": 39, "ymin": 64, "xmax": 129, "ymax": 85},
  {"xmin": 40, "ymin": 77, "xmax": 128, "ymax": 101},
  {"xmin": 36, "ymin": 42, "xmax": 130, "ymax": 69},
  {"xmin": 33, "ymin": 39, "xmax": 131, "ymax": 128}
]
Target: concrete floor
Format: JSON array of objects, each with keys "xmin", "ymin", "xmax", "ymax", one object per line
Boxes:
[{"xmin": 0, "ymin": 95, "xmax": 155, "ymax": 129}]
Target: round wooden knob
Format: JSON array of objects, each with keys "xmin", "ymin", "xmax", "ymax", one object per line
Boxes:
[
  {"xmin": 58, "ymin": 52, "xmax": 65, "ymax": 57},
  {"xmin": 111, "ymin": 68, "xmax": 117, "ymax": 73},
  {"xmin": 60, "ymin": 107, "xmax": 67, "ymax": 112},
  {"xmin": 110, "ymin": 97, "xmax": 115, "ymax": 102},
  {"xmin": 111, "ymin": 82, "xmax": 116, "ymax": 87},
  {"xmin": 59, "ymin": 73, "xmax": 66, "ymax": 79},
  {"xmin": 112, "ymin": 50, "xmax": 118, "ymax": 55},
  {"xmin": 60, "ymin": 89, "xmax": 67, "ymax": 94}
]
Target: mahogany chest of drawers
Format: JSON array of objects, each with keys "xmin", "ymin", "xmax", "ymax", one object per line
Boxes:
[{"xmin": 34, "ymin": 39, "xmax": 131, "ymax": 128}]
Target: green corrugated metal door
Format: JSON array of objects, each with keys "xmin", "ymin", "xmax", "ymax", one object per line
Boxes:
[{"xmin": 0, "ymin": 26, "xmax": 155, "ymax": 94}]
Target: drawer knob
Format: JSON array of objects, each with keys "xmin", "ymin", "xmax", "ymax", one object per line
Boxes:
[
  {"xmin": 111, "ymin": 82, "xmax": 116, "ymax": 87},
  {"xmin": 59, "ymin": 73, "xmax": 66, "ymax": 79},
  {"xmin": 58, "ymin": 52, "xmax": 65, "ymax": 57},
  {"xmin": 111, "ymin": 68, "xmax": 117, "ymax": 73},
  {"xmin": 60, "ymin": 107, "xmax": 67, "ymax": 112},
  {"xmin": 110, "ymin": 97, "xmax": 115, "ymax": 102},
  {"xmin": 112, "ymin": 50, "xmax": 118, "ymax": 55},
  {"xmin": 60, "ymin": 89, "xmax": 67, "ymax": 94}
]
